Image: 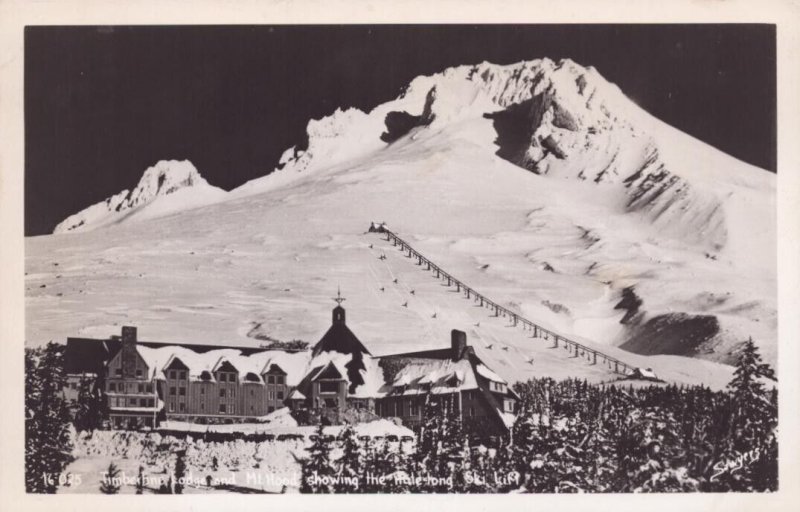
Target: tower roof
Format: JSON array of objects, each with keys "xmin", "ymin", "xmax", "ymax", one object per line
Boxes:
[
  {"xmin": 312, "ymin": 320, "xmax": 371, "ymax": 357},
  {"xmin": 312, "ymin": 289, "xmax": 371, "ymax": 356}
]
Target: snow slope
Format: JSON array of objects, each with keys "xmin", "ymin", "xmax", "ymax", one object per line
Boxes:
[
  {"xmin": 28, "ymin": 58, "xmax": 776, "ymax": 389},
  {"xmin": 54, "ymin": 160, "xmax": 227, "ymax": 234}
]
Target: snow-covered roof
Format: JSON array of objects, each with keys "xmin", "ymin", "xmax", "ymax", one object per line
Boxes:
[
  {"xmin": 379, "ymin": 357, "xmax": 479, "ymax": 397},
  {"xmin": 475, "ymin": 363, "xmax": 507, "ymax": 384},
  {"xmin": 287, "ymin": 389, "xmax": 306, "ymax": 400},
  {"xmin": 136, "ymin": 345, "xmax": 311, "ymax": 386},
  {"xmin": 304, "ymin": 350, "xmax": 386, "ymax": 398}
]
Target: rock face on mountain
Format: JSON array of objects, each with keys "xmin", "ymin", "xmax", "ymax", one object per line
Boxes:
[
  {"xmin": 54, "ymin": 160, "xmax": 227, "ymax": 234},
  {"xmin": 36, "ymin": 58, "xmax": 775, "ymax": 376}
]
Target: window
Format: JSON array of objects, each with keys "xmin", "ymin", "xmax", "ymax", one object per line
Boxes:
[
  {"xmin": 324, "ymin": 398, "xmax": 337, "ymax": 408},
  {"xmin": 169, "ymin": 402, "xmax": 175, "ymax": 412},
  {"xmin": 200, "ymin": 387, "xmax": 205, "ymax": 395},
  {"xmin": 219, "ymin": 404, "xmax": 226, "ymax": 414},
  {"xmin": 319, "ymin": 381, "xmax": 339, "ymax": 393},
  {"xmin": 268, "ymin": 391, "xmax": 274, "ymax": 400},
  {"xmin": 218, "ymin": 373, "xmax": 226, "ymax": 382},
  {"xmin": 179, "ymin": 403, "xmax": 185, "ymax": 412},
  {"xmin": 410, "ymin": 401, "xmax": 419, "ymax": 416},
  {"xmin": 147, "ymin": 399, "xmax": 154, "ymax": 407},
  {"xmin": 492, "ymin": 382, "xmax": 507, "ymax": 393},
  {"xmin": 504, "ymin": 399, "xmax": 514, "ymax": 413},
  {"xmin": 169, "ymin": 370, "xmax": 175, "ymax": 379},
  {"xmin": 250, "ymin": 389, "xmax": 254, "ymax": 396},
  {"xmin": 250, "ymin": 405, "xmax": 254, "ymax": 412},
  {"xmin": 220, "ymin": 389, "xmax": 226, "ymax": 398},
  {"xmin": 277, "ymin": 391, "xmax": 284, "ymax": 400},
  {"xmin": 136, "ymin": 369, "xmax": 143, "ymax": 378},
  {"xmin": 276, "ymin": 376, "xmax": 284, "ymax": 385},
  {"xmin": 109, "ymin": 382, "xmax": 116, "ymax": 392},
  {"xmin": 115, "ymin": 368, "xmax": 122, "ymax": 377},
  {"xmin": 200, "ymin": 403, "xmax": 205, "ymax": 411},
  {"xmin": 179, "ymin": 371, "xmax": 186, "ymax": 380},
  {"xmin": 138, "ymin": 383, "xmax": 144, "ymax": 393},
  {"xmin": 169, "ymin": 386, "xmax": 176, "ymax": 396},
  {"xmin": 146, "ymin": 383, "xmax": 152, "ymax": 393},
  {"xmin": 267, "ymin": 375, "xmax": 275, "ymax": 384},
  {"xmin": 179, "ymin": 387, "xmax": 186, "ymax": 396}
]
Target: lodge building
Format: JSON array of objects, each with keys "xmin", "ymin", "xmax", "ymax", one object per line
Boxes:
[{"xmin": 64, "ymin": 296, "xmax": 518, "ymax": 435}]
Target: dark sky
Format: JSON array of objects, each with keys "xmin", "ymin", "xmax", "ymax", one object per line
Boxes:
[{"xmin": 25, "ymin": 24, "xmax": 776, "ymax": 236}]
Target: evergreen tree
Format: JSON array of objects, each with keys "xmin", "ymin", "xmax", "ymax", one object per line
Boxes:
[
  {"xmin": 74, "ymin": 377, "xmax": 108, "ymax": 431},
  {"xmin": 727, "ymin": 338, "xmax": 776, "ymax": 423},
  {"xmin": 413, "ymin": 394, "xmax": 466, "ymax": 492},
  {"xmin": 174, "ymin": 450, "xmax": 187, "ymax": 494},
  {"xmin": 99, "ymin": 462, "xmax": 121, "ymax": 494},
  {"xmin": 335, "ymin": 427, "xmax": 363, "ymax": 493},
  {"xmin": 25, "ymin": 343, "xmax": 74, "ymax": 493},
  {"xmin": 301, "ymin": 424, "xmax": 335, "ymax": 493}
]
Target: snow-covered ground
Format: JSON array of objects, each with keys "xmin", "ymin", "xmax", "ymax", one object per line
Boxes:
[
  {"xmin": 60, "ymin": 423, "xmax": 414, "ymax": 494},
  {"xmin": 26, "ymin": 58, "xmax": 775, "ymax": 390}
]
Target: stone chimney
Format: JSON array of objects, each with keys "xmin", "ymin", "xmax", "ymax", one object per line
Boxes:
[
  {"xmin": 120, "ymin": 326, "xmax": 138, "ymax": 379},
  {"xmin": 451, "ymin": 329, "xmax": 468, "ymax": 361}
]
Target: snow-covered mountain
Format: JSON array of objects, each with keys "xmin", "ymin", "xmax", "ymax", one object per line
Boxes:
[
  {"xmin": 30, "ymin": 58, "xmax": 776, "ymax": 388},
  {"xmin": 54, "ymin": 160, "xmax": 227, "ymax": 234}
]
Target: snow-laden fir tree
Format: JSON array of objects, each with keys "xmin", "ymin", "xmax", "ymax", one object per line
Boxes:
[
  {"xmin": 727, "ymin": 337, "xmax": 776, "ymax": 426},
  {"xmin": 25, "ymin": 343, "xmax": 74, "ymax": 493},
  {"xmin": 301, "ymin": 424, "xmax": 336, "ymax": 493},
  {"xmin": 335, "ymin": 426, "xmax": 364, "ymax": 493},
  {"xmin": 74, "ymin": 377, "xmax": 108, "ymax": 431},
  {"xmin": 413, "ymin": 394, "xmax": 466, "ymax": 492}
]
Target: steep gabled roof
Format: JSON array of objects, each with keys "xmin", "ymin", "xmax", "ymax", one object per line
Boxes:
[
  {"xmin": 312, "ymin": 361, "xmax": 345, "ymax": 381},
  {"xmin": 64, "ymin": 337, "xmax": 118, "ymax": 375},
  {"xmin": 313, "ymin": 322, "xmax": 371, "ymax": 357}
]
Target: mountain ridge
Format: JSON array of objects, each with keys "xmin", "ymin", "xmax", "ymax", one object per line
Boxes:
[{"xmin": 33, "ymin": 57, "xmax": 775, "ymax": 378}]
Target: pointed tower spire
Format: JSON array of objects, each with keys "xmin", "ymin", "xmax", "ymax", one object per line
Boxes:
[{"xmin": 333, "ymin": 286, "xmax": 346, "ymax": 306}]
